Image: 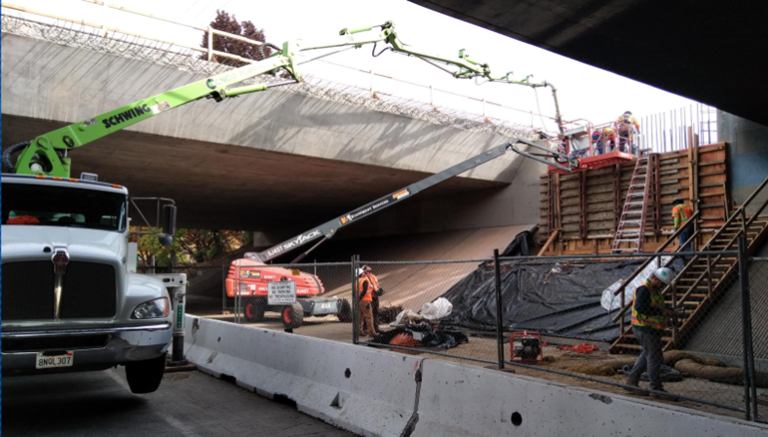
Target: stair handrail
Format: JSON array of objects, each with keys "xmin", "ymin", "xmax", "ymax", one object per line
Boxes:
[
  {"xmin": 610, "ymin": 210, "xmax": 700, "ymax": 325},
  {"xmin": 700, "ymin": 174, "xmax": 768, "ymax": 252},
  {"xmin": 611, "ymin": 209, "xmax": 701, "ymax": 298}
]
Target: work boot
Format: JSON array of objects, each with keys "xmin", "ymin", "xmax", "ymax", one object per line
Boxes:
[
  {"xmin": 622, "ymin": 382, "xmax": 649, "ymax": 397},
  {"xmin": 650, "ymin": 388, "xmax": 679, "ymax": 401}
]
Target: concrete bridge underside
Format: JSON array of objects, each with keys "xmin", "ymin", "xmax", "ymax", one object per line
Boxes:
[{"xmin": 1, "ymin": 34, "xmax": 541, "ymax": 235}]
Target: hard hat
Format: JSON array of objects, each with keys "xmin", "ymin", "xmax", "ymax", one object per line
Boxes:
[
  {"xmin": 624, "ymin": 111, "xmax": 632, "ymax": 115},
  {"xmin": 672, "ymin": 197, "xmax": 684, "ymax": 205},
  {"xmin": 652, "ymin": 267, "xmax": 674, "ymax": 286},
  {"xmin": 356, "ymin": 268, "xmax": 365, "ymax": 277}
]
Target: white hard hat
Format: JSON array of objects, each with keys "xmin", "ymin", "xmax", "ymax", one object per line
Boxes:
[
  {"xmin": 652, "ymin": 267, "xmax": 674, "ymax": 286},
  {"xmin": 356, "ymin": 268, "xmax": 365, "ymax": 277}
]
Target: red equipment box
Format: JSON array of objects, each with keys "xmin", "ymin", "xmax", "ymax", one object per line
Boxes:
[{"xmin": 510, "ymin": 331, "xmax": 543, "ymax": 364}]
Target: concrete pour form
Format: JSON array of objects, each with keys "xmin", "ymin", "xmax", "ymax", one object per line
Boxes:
[{"xmin": 184, "ymin": 315, "xmax": 768, "ymax": 437}]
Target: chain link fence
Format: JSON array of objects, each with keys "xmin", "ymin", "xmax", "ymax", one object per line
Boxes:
[
  {"xmin": 351, "ymin": 248, "xmax": 764, "ymax": 421},
  {"xmin": 749, "ymin": 257, "xmax": 768, "ymax": 422},
  {"xmin": 148, "ymin": 243, "xmax": 765, "ymax": 421}
]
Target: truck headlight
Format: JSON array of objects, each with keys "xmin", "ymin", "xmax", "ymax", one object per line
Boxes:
[{"xmin": 132, "ymin": 298, "xmax": 169, "ymax": 319}]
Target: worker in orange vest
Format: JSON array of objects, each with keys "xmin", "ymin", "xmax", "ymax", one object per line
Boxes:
[
  {"xmin": 672, "ymin": 197, "xmax": 694, "ymax": 270},
  {"xmin": 362, "ymin": 265, "xmax": 384, "ymax": 333},
  {"xmin": 624, "ymin": 267, "xmax": 676, "ymax": 400},
  {"xmin": 357, "ymin": 268, "xmax": 376, "ymax": 337}
]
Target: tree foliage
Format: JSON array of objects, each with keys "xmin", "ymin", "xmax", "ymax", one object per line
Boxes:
[
  {"xmin": 200, "ymin": 10, "xmax": 273, "ymax": 67},
  {"xmin": 136, "ymin": 227, "xmax": 251, "ymax": 267}
]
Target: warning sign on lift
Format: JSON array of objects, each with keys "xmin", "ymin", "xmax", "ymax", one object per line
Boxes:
[{"xmin": 268, "ymin": 281, "xmax": 296, "ymax": 305}]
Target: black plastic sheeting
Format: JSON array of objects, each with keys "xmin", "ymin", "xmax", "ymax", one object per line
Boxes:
[
  {"xmin": 370, "ymin": 324, "xmax": 469, "ymax": 350},
  {"xmin": 440, "ymin": 259, "xmax": 641, "ymax": 343},
  {"xmin": 501, "ymin": 230, "xmax": 534, "ymax": 257}
]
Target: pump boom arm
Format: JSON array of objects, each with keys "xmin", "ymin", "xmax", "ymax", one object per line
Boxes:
[
  {"xmin": 4, "ymin": 21, "xmax": 565, "ymax": 177},
  {"xmin": 251, "ymin": 138, "xmax": 572, "ymax": 263}
]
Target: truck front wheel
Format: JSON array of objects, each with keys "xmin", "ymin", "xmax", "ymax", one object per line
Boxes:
[
  {"xmin": 125, "ymin": 353, "xmax": 166, "ymax": 394},
  {"xmin": 282, "ymin": 302, "xmax": 304, "ymax": 329}
]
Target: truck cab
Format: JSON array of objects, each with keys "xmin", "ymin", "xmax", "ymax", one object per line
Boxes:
[{"xmin": 1, "ymin": 174, "xmax": 174, "ymax": 394}]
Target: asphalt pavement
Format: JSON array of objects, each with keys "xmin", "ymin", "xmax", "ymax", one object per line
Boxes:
[{"xmin": 2, "ymin": 367, "xmax": 356, "ymax": 437}]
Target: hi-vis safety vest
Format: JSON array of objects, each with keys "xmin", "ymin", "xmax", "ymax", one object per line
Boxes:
[
  {"xmin": 631, "ymin": 279, "xmax": 668, "ymax": 330},
  {"xmin": 366, "ymin": 273, "xmax": 381, "ymax": 294},
  {"xmin": 358, "ymin": 277, "xmax": 373, "ymax": 302},
  {"xmin": 672, "ymin": 205, "xmax": 693, "ymax": 225}
]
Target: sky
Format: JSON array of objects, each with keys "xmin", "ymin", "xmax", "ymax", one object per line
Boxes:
[{"xmin": 4, "ymin": 0, "xmax": 700, "ymax": 132}]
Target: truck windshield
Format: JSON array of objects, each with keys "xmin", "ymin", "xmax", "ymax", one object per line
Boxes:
[{"xmin": 2, "ymin": 183, "xmax": 127, "ymax": 231}]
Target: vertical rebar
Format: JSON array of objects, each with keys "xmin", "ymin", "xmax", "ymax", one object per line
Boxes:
[
  {"xmin": 352, "ymin": 255, "xmax": 359, "ymax": 344},
  {"xmin": 738, "ymin": 236, "xmax": 752, "ymax": 420},
  {"xmin": 494, "ymin": 249, "xmax": 505, "ymax": 369}
]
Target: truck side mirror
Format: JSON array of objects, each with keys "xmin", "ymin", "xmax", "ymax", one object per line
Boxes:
[{"xmin": 162, "ymin": 204, "xmax": 177, "ymax": 236}]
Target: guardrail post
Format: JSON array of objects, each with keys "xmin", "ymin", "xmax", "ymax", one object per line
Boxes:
[
  {"xmin": 671, "ymin": 282, "xmax": 678, "ymax": 344},
  {"xmin": 494, "ymin": 249, "xmax": 504, "ymax": 369},
  {"xmin": 235, "ymin": 264, "xmax": 241, "ymax": 324},
  {"xmin": 619, "ymin": 280, "xmax": 625, "ymax": 336},
  {"xmin": 738, "ymin": 236, "xmax": 753, "ymax": 420},
  {"xmin": 352, "ymin": 255, "xmax": 359, "ymax": 345},
  {"xmin": 706, "ymin": 254, "xmax": 713, "ymax": 297},
  {"xmin": 221, "ymin": 264, "xmax": 227, "ymax": 314}
]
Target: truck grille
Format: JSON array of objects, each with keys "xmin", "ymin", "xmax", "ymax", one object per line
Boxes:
[{"xmin": 2, "ymin": 261, "xmax": 117, "ymax": 320}]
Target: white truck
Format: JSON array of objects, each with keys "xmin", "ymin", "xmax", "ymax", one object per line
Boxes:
[{"xmin": 1, "ymin": 174, "xmax": 182, "ymax": 394}]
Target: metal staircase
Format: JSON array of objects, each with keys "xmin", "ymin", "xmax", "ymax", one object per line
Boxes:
[
  {"xmin": 610, "ymin": 175, "xmax": 768, "ymax": 353},
  {"xmin": 611, "ymin": 152, "xmax": 654, "ymax": 253}
]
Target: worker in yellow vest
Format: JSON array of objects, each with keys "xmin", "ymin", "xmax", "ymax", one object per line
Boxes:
[
  {"xmin": 362, "ymin": 265, "xmax": 384, "ymax": 333},
  {"xmin": 672, "ymin": 198, "xmax": 694, "ymax": 251},
  {"xmin": 624, "ymin": 267, "xmax": 676, "ymax": 399},
  {"xmin": 357, "ymin": 268, "xmax": 376, "ymax": 337}
]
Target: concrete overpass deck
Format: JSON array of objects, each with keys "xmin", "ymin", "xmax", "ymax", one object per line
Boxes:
[{"xmin": 1, "ymin": 25, "xmax": 541, "ymax": 233}]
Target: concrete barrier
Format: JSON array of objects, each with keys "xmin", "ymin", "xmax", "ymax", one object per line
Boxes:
[
  {"xmin": 184, "ymin": 315, "xmax": 421, "ymax": 437},
  {"xmin": 413, "ymin": 359, "xmax": 767, "ymax": 437},
  {"xmin": 185, "ymin": 315, "xmax": 768, "ymax": 437}
]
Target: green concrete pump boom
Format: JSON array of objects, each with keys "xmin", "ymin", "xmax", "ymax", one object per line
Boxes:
[{"xmin": 3, "ymin": 21, "xmax": 564, "ymax": 178}]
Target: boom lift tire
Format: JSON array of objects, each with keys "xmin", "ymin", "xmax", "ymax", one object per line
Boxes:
[
  {"xmin": 125, "ymin": 353, "xmax": 167, "ymax": 394},
  {"xmin": 243, "ymin": 297, "xmax": 266, "ymax": 323},
  {"xmin": 337, "ymin": 298, "xmax": 352, "ymax": 323},
  {"xmin": 282, "ymin": 302, "xmax": 304, "ymax": 329}
]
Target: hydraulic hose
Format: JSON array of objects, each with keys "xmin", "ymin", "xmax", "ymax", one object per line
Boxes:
[
  {"xmin": 258, "ymin": 42, "xmax": 282, "ymax": 61},
  {"xmin": 1, "ymin": 141, "xmax": 30, "ymax": 173}
]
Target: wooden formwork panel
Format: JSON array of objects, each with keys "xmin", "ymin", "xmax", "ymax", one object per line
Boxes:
[{"xmin": 538, "ymin": 142, "xmax": 728, "ymax": 255}]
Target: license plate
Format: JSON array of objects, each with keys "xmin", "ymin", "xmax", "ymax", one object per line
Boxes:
[{"xmin": 36, "ymin": 351, "xmax": 74, "ymax": 369}]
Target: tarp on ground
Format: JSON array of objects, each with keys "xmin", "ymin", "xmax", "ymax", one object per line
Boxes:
[{"xmin": 439, "ymin": 259, "xmax": 642, "ymax": 343}]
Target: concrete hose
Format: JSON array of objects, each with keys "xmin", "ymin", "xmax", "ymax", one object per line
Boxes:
[
  {"xmin": 1, "ymin": 141, "xmax": 30, "ymax": 173},
  {"xmin": 258, "ymin": 42, "xmax": 282, "ymax": 61}
]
